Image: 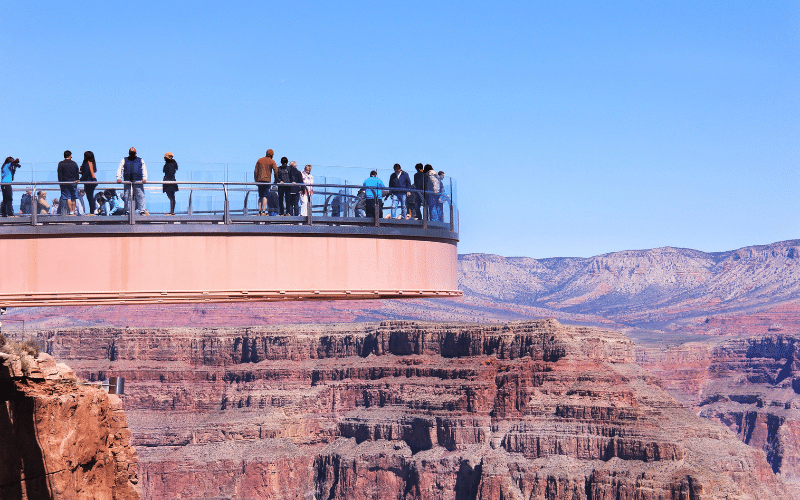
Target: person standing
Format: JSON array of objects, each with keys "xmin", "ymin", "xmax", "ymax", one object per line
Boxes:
[
  {"xmin": 423, "ymin": 164, "xmax": 441, "ymax": 222},
  {"xmin": 19, "ymin": 187, "xmax": 33, "ymax": 215},
  {"xmin": 411, "ymin": 163, "xmax": 424, "ymax": 220},
  {"xmin": 288, "ymin": 161, "xmax": 304, "ymax": 216},
  {"xmin": 362, "ymin": 170, "xmax": 385, "ymax": 219},
  {"xmin": 36, "ymin": 190, "xmax": 50, "ymax": 214},
  {"xmin": 116, "ymin": 147, "xmax": 149, "ymax": 216},
  {"xmin": 80, "ymin": 151, "xmax": 98, "ymax": 215},
  {"xmin": 276, "ymin": 157, "xmax": 291, "ymax": 215},
  {"xmin": 162, "ymin": 152, "xmax": 179, "ymax": 215},
  {"xmin": 254, "ymin": 149, "xmax": 277, "ymax": 216},
  {"xmin": 388, "ymin": 163, "xmax": 412, "ymax": 220},
  {"xmin": 1, "ymin": 157, "xmax": 20, "ymax": 217},
  {"xmin": 57, "ymin": 151, "xmax": 80, "ymax": 215},
  {"xmin": 300, "ymin": 164, "xmax": 314, "ymax": 216}
]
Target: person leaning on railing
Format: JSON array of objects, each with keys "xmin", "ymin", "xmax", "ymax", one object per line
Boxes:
[
  {"xmin": 362, "ymin": 170, "xmax": 385, "ymax": 219},
  {"xmin": 254, "ymin": 149, "xmax": 277, "ymax": 216}
]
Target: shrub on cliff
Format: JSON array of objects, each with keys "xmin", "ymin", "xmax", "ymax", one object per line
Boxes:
[{"xmin": 0, "ymin": 338, "xmax": 40, "ymax": 358}]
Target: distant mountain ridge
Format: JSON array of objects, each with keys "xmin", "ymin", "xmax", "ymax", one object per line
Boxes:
[
  {"xmin": 459, "ymin": 239, "xmax": 800, "ymax": 329},
  {"xmin": 6, "ymin": 240, "xmax": 800, "ymax": 335}
]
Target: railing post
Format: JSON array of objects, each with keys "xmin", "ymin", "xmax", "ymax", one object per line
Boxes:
[
  {"xmin": 449, "ymin": 178, "xmax": 454, "ymax": 232},
  {"xmin": 243, "ymin": 190, "xmax": 250, "ymax": 216},
  {"xmin": 129, "ymin": 183, "xmax": 136, "ymax": 224},
  {"xmin": 188, "ymin": 190, "xmax": 193, "ymax": 216},
  {"xmin": 223, "ymin": 184, "xmax": 231, "ymax": 224},
  {"xmin": 422, "ymin": 189, "xmax": 428, "ymax": 230},
  {"xmin": 372, "ymin": 187, "xmax": 379, "ymax": 227},
  {"xmin": 306, "ymin": 184, "xmax": 313, "ymax": 225},
  {"xmin": 30, "ymin": 183, "xmax": 37, "ymax": 226}
]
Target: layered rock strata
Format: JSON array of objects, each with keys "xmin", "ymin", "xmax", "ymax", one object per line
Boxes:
[
  {"xmin": 28, "ymin": 320, "xmax": 790, "ymax": 499},
  {"xmin": 0, "ymin": 348, "xmax": 139, "ymax": 499},
  {"xmin": 641, "ymin": 334, "xmax": 800, "ymax": 497}
]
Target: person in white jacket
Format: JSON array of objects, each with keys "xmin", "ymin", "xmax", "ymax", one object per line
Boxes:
[{"xmin": 300, "ymin": 164, "xmax": 314, "ymax": 216}]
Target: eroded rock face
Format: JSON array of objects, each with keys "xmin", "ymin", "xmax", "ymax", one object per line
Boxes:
[
  {"xmin": 638, "ymin": 334, "xmax": 800, "ymax": 498},
  {"xmin": 0, "ymin": 350, "xmax": 139, "ymax": 500},
  {"xmin": 26, "ymin": 320, "xmax": 789, "ymax": 499}
]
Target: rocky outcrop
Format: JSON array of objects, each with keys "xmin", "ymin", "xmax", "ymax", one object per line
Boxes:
[
  {"xmin": 27, "ymin": 320, "xmax": 791, "ymax": 499},
  {"xmin": 638, "ymin": 333, "xmax": 800, "ymax": 498},
  {"xmin": 0, "ymin": 346, "xmax": 139, "ymax": 500}
]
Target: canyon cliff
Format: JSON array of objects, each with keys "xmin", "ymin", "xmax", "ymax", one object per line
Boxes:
[
  {"xmin": 0, "ymin": 343, "xmax": 139, "ymax": 500},
  {"xmin": 640, "ymin": 333, "xmax": 800, "ymax": 498},
  {"xmin": 26, "ymin": 320, "xmax": 790, "ymax": 499}
]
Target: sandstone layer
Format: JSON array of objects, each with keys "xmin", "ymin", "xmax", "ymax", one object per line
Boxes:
[
  {"xmin": 0, "ymin": 346, "xmax": 139, "ymax": 499},
  {"xmin": 28, "ymin": 320, "xmax": 790, "ymax": 499},
  {"xmin": 640, "ymin": 333, "xmax": 800, "ymax": 498}
]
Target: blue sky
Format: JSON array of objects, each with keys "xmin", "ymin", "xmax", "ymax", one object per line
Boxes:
[{"xmin": 1, "ymin": 1, "xmax": 797, "ymax": 258}]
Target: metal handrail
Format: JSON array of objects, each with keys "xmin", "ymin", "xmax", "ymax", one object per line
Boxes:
[{"xmin": 0, "ymin": 180, "xmax": 455, "ymax": 231}]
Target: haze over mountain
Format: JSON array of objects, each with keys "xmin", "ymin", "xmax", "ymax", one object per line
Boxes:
[{"xmin": 458, "ymin": 239, "xmax": 800, "ymax": 332}]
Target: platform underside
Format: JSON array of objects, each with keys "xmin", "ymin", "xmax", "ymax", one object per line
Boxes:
[{"xmin": 0, "ymin": 224, "xmax": 460, "ymax": 307}]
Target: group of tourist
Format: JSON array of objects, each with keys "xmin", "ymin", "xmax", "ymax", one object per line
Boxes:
[
  {"xmin": 1, "ymin": 148, "xmax": 448, "ymax": 221},
  {"xmin": 0, "ymin": 148, "xmax": 179, "ymax": 217},
  {"xmin": 254, "ymin": 150, "xmax": 447, "ymax": 221}
]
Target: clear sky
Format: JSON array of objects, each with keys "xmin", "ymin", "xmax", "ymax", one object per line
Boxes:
[{"xmin": 1, "ymin": 1, "xmax": 797, "ymax": 258}]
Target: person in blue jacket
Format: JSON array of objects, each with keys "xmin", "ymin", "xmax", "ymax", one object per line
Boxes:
[
  {"xmin": 362, "ymin": 170, "xmax": 385, "ymax": 219},
  {"xmin": 1, "ymin": 157, "xmax": 20, "ymax": 217}
]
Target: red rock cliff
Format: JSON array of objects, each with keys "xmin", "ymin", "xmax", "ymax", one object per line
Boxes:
[
  {"xmin": 0, "ymin": 347, "xmax": 139, "ymax": 500},
  {"xmin": 32, "ymin": 320, "xmax": 789, "ymax": 499}
]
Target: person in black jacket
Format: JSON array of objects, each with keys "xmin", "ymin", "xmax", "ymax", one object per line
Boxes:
[
  {"xmin": 80, "ymin": 151, "xmax": 98, "ymax": 214},
  {"xmin": 388, "ymin": 163, "xmax": 412, "ymax": 219},
  {"xmin": 288, "ymin": 161, "xmax": 304, "ymax": 216},
  {"xmin": 162, "ymin": 152, "xmax": 179, "ymax": 215},
  {"xmin": 276, "ymin": 157, "xmax": 291, "ymax": 215},
  {"xmin": 57, "ymin": 150, "xmax": 80, "ymax": 215},
  {"xmin": 410, "ymin": 163, "xmax": 424, "ymax": 220}
]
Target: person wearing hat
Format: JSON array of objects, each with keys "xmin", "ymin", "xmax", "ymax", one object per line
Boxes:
[
  {"xmin": 254, "ymin": 149, "xmax": 277, "ymax": 216},
  {"xmin": 18, "ymin": 186, "xmax": 33, "ymax": 215},
  {"xmin": 162, "ymin": 152, "xmax": 179, "ymax": 215},
  {"xmin": 57, "ymin": 151, "xmax": 80, "ymax": 215}
]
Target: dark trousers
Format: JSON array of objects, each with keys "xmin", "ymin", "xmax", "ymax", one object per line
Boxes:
[
  {"xmin": 84, "ymin": 183, "xmax": 97, "ymax": 214},
  {"xmin": 365, "ymin": 198, "xmax": 382, "ymax": 219},
  {"xmin": 1, "ymin": 185, "xmax": 12, "ymax": 217},
  {"xmin": 278, "ymin": 186, "xmax": 290, "ymax": 215},
  {"xmin": 288, "ymin": 192, "xmax": 300, "ymax": 216},
  {"xmin": 409, "ymin": 193, "xmax": 422, "ymax": 219}
]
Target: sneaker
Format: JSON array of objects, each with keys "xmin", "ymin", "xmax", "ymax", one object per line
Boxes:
[{"xmin": 141, "ymin": 209, "xmax": 150, "ymax": 216}]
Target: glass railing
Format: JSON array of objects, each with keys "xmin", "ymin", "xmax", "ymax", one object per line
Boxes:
[{"xmin": 0, "ymin": 179, "xmax": 458, "ymax": 232}]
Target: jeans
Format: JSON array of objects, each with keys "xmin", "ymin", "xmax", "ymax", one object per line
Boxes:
[
  {"xmin": 409, "ymin": 193, "xmax": 423, "ymax": 219},
  {"xmin": 123, "ymin": 183, "xmax": 146, "ymax": 214},
  {"xmin": 426, "ymin": 194, "xmax": 441, "ymax": 222},
  {"xmin": 0, "ymin": 185, "xmax": 12, "ymax": 217},
  {"xmin": 391, "ymin": 193, "xmax": 407, "ymax": 219}
]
